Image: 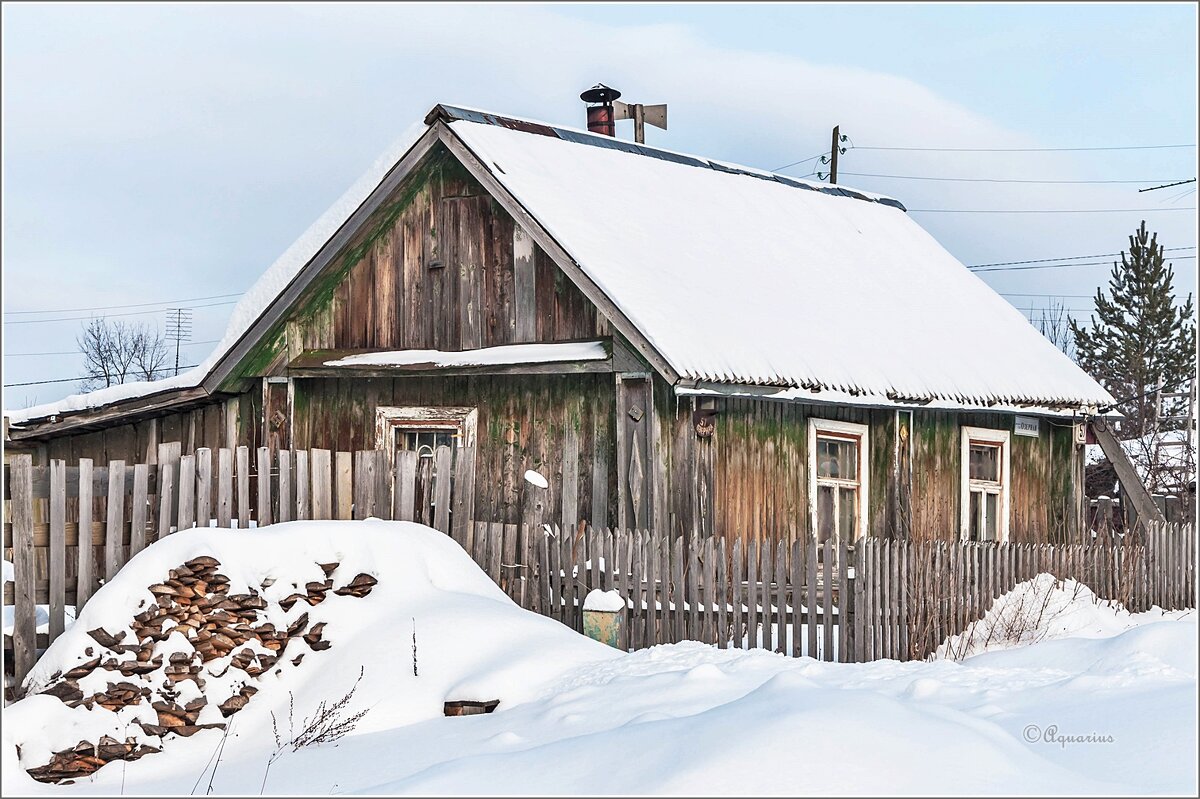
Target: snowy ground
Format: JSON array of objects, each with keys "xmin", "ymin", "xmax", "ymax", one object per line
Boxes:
[{"xmin": 2, "ymin": 521, "xmax": 1195, "ymax": 796}]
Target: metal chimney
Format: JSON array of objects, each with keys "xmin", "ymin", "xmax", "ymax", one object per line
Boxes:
[{"xmin": 580, "ymin": 83, "xmax": 622, "ymax": 137}]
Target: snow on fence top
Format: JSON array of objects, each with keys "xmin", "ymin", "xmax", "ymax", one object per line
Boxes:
[
  {"xmin": 6, "ymin": 104, "xmax": 1113, "ymax": 427},
  {"xmin": 447, "ymin": 113, "xmax": 1114, "ymax": 411}
]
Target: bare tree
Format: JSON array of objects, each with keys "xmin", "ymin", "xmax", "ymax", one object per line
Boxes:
[
  {"xmin": 77, "ymin": 318, "xmax": 170, "ymax": 391},
  {"xmin": 1034, "ymin": 298, "xmax": 1077, "ymax": 361}
]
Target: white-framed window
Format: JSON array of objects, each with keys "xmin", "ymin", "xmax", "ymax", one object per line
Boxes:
[
  {"xmin": 808, "ymin": 418, "xmax": 869, "ymax": 549},
  {"xmin": 960, "ymin": 427, "xmax": 1010, "ymax": 543}
]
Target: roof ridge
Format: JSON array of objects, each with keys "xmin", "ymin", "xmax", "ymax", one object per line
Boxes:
[{"xmin": 426, "ymin": 103, "xmax": 906, "ymax": 211}]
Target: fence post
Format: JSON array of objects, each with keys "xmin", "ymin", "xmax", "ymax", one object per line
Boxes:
[
  {"xmin": 77, "ymin": 458, "xmax": 95, "ymax": 608},
  {"xmin": 257, "ymin": 447, "xmax": 273, "ymax": 527},
  {"xmin": 48, "ymin": 459, "xmax": 67, "ymax": 642},
  {"xmin": 10, "ymin": 454, "xmax": 35, "ymax": 690},
  {"xmin": 106, "ymin": 461, "xmax": 127, "ymax": 578}
]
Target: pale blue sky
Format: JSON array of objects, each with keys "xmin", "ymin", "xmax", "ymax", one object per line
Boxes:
[{"xmin": 2, "ymin": 2, "xmax": 1196, "ymax": 405}]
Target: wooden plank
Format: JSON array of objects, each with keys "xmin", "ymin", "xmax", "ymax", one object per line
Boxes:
[
  {"xmin": 561, "ymin": 421, "xmax": 580, "ymax": 530},
  {"xmin": 644, "ymin": 531, "xmax": 658, "ymax": 645},
  {"xmin": 899, "ymin": 541, "xmax": 910, "ymax": 661},
  {"xmin": 236, "ymin": 446, "xmax": 250, "ymax": 526},
  {"xmin": 791, "ymin": 539, "xmax": 804, "ymax": 658},
  {"xmin": 335, "ymin": 451, "xmax": 353, "ymax": 521},
  {"xmin": 852, "ymin": 540, "xmax": 865, "ymax": 662},
  {"xmin": 76, "ymin": 458, "xmax": 96, "ymax": 609},
  {"xmin": 823, "ymin": 539, "xmax": 834, "ymax": 661},
  {"xmin": 156, "ymin": 460, "xmax": 174, "ymax": 542},
  {"xmin": 503, "ymin": 523, "xmax": 519, "ymax": 600},
  {"xmin": 1089, "ymin": 420, "xmax": 1164, "ymax": 524},
  {"xmin": 591, "ymin": 416, "xmax": 609, "ymax": 531},
  {"xmin": 130, "ymin": 464, "xmax": 149, "ymax": 558},
  {"xmin": 278, "ymin": 449, "xmax": 292, "ymax": 523},
  {"xmin": 658, "ymin": 533, "xmax": 671, "ymax": 642},
  {"xmin": 703, "ymin": 536, "xmax": 716, "ymax": 645},
  {"xmin": 217, "ymin": 448, "xmax": 233, "ymax": 527},
  {"xmin": 807, "ymin": 536, "xmax": 818, "ymax": 659},
  {"xmin": 630, "ymin": 531, "xmax": 644, "ymax": 649},
  {"xmin": 177, "ymin": 455, "xmax": 195, "ymax": 532},
  {"xmin": 311, "ymin": 449, "xmax": 332, "ymax": 520},
  {"xmin": 195, "ymin": 447, "xmax": 212, "ymax": 527},
  {"xmin": 257, "ymin": 447, "xmax": 273, "ymax": 526},
  {"xmin": 837, "ymin": 536, "xmax": 849, "ymax": 662},
  {"xmin": 513, "ymin": 225, "xmax": 537, "ymax": 342},
  {"xmin": 489, "ymin": 521, "xmax": 504, "ymax": 588},
  {"xmin": 295, "ymin": 449, "xmax": 310, "ymax": 521},
  {"xmin": 759, "ymin": 537, "xmax": 773, "ymax": 650},
  {"xmin": 432, "ymin": 446, "xmax": 452, "ymax": 533},
  {"xmin": 106, "ymin": 460, "xmax": 127, "ymax": 578},
  {"xmin": 882, "ymin": 541, "xmax": 892, "ymax": 659},
  {"xmin": 394, "ymin": 450, "xmax": 417, "ymax": 522},
  {"xmin": 775, "ymin": 539, "xmax": 787, "ymax": 655},
  {"xmin": 672, "ymin": 536, "xmax": 685, "ymax": 642},
  {"xmin": 716, "ymin": 537, "xmax": 728, "ymax": 649},
  {"xmin": 48, "ymin": 459, "xmax": 67, "ymax": 641},
  {"xmin": 10, "ymin": 455, "xmax": 35, "ymax": 688},
  {"xmin": 746, "ymin": 538, "xmax": 759, "ymax": 649},
  {"xmin": 549, "ymin": 525, "xmax": 564, "ymax": 624},
  {"xmin": 353, "ymin": 450, "xmax": 372, "ymax": 521},
  {"xmin": 450, "ymin": 445, "xmax": 476, "ymax": 546},
  {"xmin": 730, "ymin": 537, "xmax": 744, "ymax": 650}
]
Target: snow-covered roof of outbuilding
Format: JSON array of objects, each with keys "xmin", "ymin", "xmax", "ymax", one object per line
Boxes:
[{"xmin": 5, "ymin": 104, "xmax": 1113, "ymax": 430}]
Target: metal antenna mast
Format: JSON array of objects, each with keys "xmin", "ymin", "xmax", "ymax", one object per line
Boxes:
[{"xmin": 165, "ymin": 308, "xmax": 193, "ymax": 376}]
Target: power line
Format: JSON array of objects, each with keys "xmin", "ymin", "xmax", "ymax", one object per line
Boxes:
[
  {"xmin": 3, "ymin": 300, "xmax": 236, "ymax": 325},
  {"xmin": 5, "ymin": 293, "xmax": 244, "ymax": 316},
  {"xmin": 6, "ymin": 339, "xmax": 220, "ymax": 357},
  {"xmin": 4, "ymin": 366, "xmax": 200, "ymax": 388},
  {"xmin": 1000, "ymin": 292, "xmax": 1097, "ymax": 299},
  {"xmin": 772, "ymin": 151, "xmax": 827, "ymax": 172},
  {"xmin": 853, "ymin": 143, "xmax": 1196, "ymax": 153},
  {"xmin": 971, "ymin": 255, "xmax": 1196, "ymax": 273},
  {"xmin": 841, "ymin": 171, "xmax": 1185, "ymax": 185},
  {"xmin": 967, "ymin": 247, "xmax": 1197, "ymax": 268},
  {"xmin": 910, "ymin": 207, "xmax": 1197, "ymax": 214}
]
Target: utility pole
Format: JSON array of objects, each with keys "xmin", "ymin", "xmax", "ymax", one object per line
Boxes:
[
  {"xmin": 829, "ymin": 125, "xmax": 840, "ymax": 185},
  {"xmin": 818, "ymin": 126, "xmax": 849, "ymax": 184}
]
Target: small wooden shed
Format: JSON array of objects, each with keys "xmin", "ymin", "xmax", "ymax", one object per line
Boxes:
[{"xmin": 4, "ymin": 105, "xmax": 1118, "ymax": 546}]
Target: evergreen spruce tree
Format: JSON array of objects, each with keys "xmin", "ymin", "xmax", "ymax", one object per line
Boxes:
[{"xmin": 1070, "ymin": 221, "xmax": 1196, "ymax": 438}]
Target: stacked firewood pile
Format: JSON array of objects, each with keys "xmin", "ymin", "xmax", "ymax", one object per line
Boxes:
[{"xmin": 24, "ymin": 556, "xmax": 377, "ymax": 784}]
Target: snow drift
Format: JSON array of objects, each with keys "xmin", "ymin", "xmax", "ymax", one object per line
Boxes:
[{"xmin": 2, "ymin": 521, "xmax": 617, "ymax": 790}]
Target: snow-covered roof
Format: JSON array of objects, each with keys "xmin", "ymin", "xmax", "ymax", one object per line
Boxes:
[
  {"xmin": 444, "ymin": 109, "xmax": 1113, "ymax": 410},
  {"xmin": 322, "ymin": 342, "xmax": 607, "ymax": 368},
  {"xmin": 6, "ymin": 104, "xmax": 1114, "ymax": 429}
]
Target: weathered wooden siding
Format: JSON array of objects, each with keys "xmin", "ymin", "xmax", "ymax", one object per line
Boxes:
[
  {"xmin": 252, "ymin": 145, "xmax": 601, "ymax": 373},
  {"xmin": 36, "ymin": 395, "xmax": 260, "ymax": 467},
  {"xmin": 289, "ymin": 375, "xmax": 615, "ymax": 526},
  {"xmin": 663, "ymin": 398, "xmax": 1079, "ymax": 545}
]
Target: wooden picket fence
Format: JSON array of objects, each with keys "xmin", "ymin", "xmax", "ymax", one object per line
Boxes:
[
  {"xmin": 4, "ymin": 447, "xmax": 1196, "ymax": 689},
  {"xmin": 465, "ymin": 522, "xmax": 1195, "ymax": 662}
]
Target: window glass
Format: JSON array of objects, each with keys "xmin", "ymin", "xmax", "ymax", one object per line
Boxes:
[
  {"xmin": 817, "ymin": 485, "xmax": 835, "ymax": 544},
  {"xmin": 397, "ymin": 429, "xmax": 455, "ymax": 459},
  {"xmin": 984, "ymin": 493, "xmax": 998, "ymax": 542},
  {"xmin": 838, "ymin": 487, "xmax": 857, "ymax": 540},
  {"xmin": 970, "ymin": 491, "xmax": 981, "ymax": 541},
  {"xmin": 817, "ymin": 436, "xmax": 857, "ymax": 480},
  {"xmin": 969, "ymin": 443, "xmax": 1000, "ymax": 483}
]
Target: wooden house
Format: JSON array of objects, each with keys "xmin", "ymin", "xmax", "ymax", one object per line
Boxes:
[{"xmin": 3, "ymin": 104, "xmax": 1118, "ymax": 546}]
